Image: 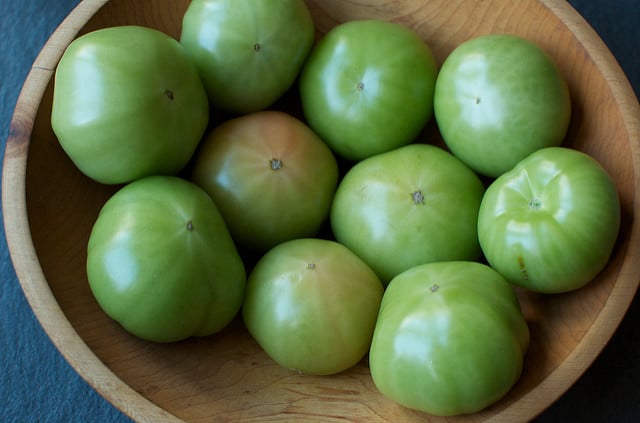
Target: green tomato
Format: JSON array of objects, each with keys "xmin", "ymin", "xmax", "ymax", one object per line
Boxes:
[
  {"xmin": 87, "ymin": 176, "xmax": 246, "ymax": 343},
  {"xmin": 242, "ymin": 238, "xmax": 384, "ymax": 375},
  {"xmin": 180, "ymin": 0, "xmax": 314, "ymax": 113},
  {"xmin": 299, "ymin": 20, "xmax": 438, "ymax": 161},
  {"xmin": 434, "ymin": 34, "xmax": 571, "ymax": 178},
  {"xmin": 191, "ymin": 111, "xmax": 339, "ymax": 253},
  {"xmin": 330, "ymin": 144, "xmax": 485, "ymax": 284},
  {"xmin": 51, "ymin": 26, "xmax": 209, "ymax": 184},
  {"xmin": 369, "ymin": 261, "xmax": 530, "ymax": 416},
  {"xmin": 477, "ymin": 147, "xmax": 621, "ymax": 293}
]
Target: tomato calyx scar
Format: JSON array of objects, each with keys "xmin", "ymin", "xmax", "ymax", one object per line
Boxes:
[
  {"xmin": 186, "ymin": 220, "xmax": 194, "ymax": 232},
  {"xmin": 164, "ymin": 89, "xmax": 175, "ymax": 101},
  {"xmin": 430, "ymin": 283, "xmax": 440, "ymax": 293},
  {"xmin": 411, "ymin": 190, "xmax": 425, "ymax": 205},
  {"xmin": 528, "ymin": 198, "xmax": 543, "ymax": 211},
  {"xmin": 270, "ymin": 158, "xmax": 284, "ymax": 171},
  {"xmin": 307, "ymin": 263, "xmax": 317, "ymax": 270}
]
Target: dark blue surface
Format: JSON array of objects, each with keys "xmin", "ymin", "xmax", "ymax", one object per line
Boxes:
[{"xmin": 1, "ymin": 1, "xmax": 638, "ymax": 422}]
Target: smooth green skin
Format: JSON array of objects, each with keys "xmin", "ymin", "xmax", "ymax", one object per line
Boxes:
[
  {"xmin": 478, "ymin": 147, "xmax": 621, "ymax": 293},
  {"xmin": 180, "ymin": 0, "xmax": 314, "ymax": 113},
  {"xmin": 434, "ymin": 34, "xmax": 571, "ymax": 178},
  {"xmin": 369, "ymin": 261, "xmax": 530, "ymax": 416},
  {"xmin": 51, "ymin": 26, "xmax": 209, "ymax": 185},
  {"xmin": 191, "ymin": 111, "xmax": 339, "ymax": 253},
  {"xmin": 299, "ymin": 20, "xmax": 438, "ymax": 161},
  {"xmin": 330, "ymin": 144, "xmax": 485, "ymax": 284},
  {"xmin": 87, "ymin": 176, "xmax": 246, "ymax": 343},
  {"xmin": 242, "ymin": 238, "xmax": 384, "ymax": 375}
]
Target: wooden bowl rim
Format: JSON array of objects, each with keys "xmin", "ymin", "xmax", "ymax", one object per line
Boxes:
[{"xmin": 2, "ymin": 0, "xmax": 639, "ymax": 421}]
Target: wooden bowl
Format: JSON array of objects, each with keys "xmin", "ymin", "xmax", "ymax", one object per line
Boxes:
[{"xmin": 3, "ymin": 0, "xmax": 640, "ymax": 421}]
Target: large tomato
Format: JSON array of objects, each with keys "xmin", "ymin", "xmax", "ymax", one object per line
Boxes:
[
  {"xmin": 477, "ymin": 147, "xmax": 621, "ymax": 293},
  {"xmin": 330, "ymin": 144, "xmax": 485, "ymax": 284},
  {"xmin": 369, "ymin": 261, "xmax": 530, "ymax": 416},
  {"xmin": 51, "ymin": 26, "xmax": 209, "ymax": 184},
  {"xmin": 299, "ymin": 20, "xmax": 438, "ymax": 161},
  {"xmin": 190, "ymin": 111, "xmax": 339, "ymax": 253},
  {"xmin": 434, "ymin": 34, "xmax": 571, "ymax": 178},
  {"xmin": 242, "ymin": 238, "xmax": 384, "ymax": 375},
  {"xmin": 86, "ymin": 176, "xmax": 246, "ymax": 343},
  {"xmin": 180, "ymin": 0, "xmax": 314, "ymax": 113}
]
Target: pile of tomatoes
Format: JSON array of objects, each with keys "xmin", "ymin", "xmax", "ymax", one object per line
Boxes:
[{"xmin": 50, "ymin": 0, "xmax": 621, "ymax": 416}]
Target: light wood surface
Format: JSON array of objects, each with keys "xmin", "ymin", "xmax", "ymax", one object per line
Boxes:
[{"xmin": 3, "ymin": 0, "xmax": 640, "ymax": 422}]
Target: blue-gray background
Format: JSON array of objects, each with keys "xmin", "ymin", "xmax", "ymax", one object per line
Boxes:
[{"xmin": 1, "ymin": 1, "xmax": 638, "ymax": 421}]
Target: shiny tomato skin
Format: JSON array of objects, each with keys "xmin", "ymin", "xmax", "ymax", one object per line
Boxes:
[
  {"xmin": 191, "ymin": 111, "xmax": 339, "ymax": 253},
  {"xmin": 434, "ymin": 34, "xmax": 571, "ymax": 178},
  {"xmin": 299, "ymin": 20, "xmax": 438, "ymax": 161},
  {"xmin": 330, "ymin": 144, "xmax": 485, "ymax": 284},
  {"xmin": 242, "ymin": 238, "xmax": 384, "ymax": 375},
  {"xmin": 86, "ymin": 176, "xmax": 246, "ymax": 343},
  {"xmin": 478, "ymin": 147, "xmax": 621, "ymax": 293},
  {"xmin": 180, "ymin": 0, "xmax": 314, "ymax": 113},
  {"xmin": 369, "ymin": 261, "xmax": 530, "ymax": 416},
  {"xmin": 52, "ymin": 26, "xmax": 209, "ymax": 184}
]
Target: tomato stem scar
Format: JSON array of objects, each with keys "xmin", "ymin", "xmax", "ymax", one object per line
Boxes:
[
  {"xmin": 270, "ymin": 158, "xmax": 283, "ymax": 170},
  {"xmin": 529, "ymin": 198, "xmax": 542, "ymax": 210},
  {"xmin": 186, "ymin": 220, "xmax": 194, "ymax": 231},
  {"xmin": 412, "ymin": 190, "xmax": 425, "ymax": 204}
]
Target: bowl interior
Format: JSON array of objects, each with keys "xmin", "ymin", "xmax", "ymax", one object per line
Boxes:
[{"xmin": 12, "ymin": 0, "xmax": 639, "ymax": 421}]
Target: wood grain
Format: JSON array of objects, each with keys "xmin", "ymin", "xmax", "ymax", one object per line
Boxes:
[{"xmin": 3, "ymin": 0, "xmax": 640, "ymax": 422}]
